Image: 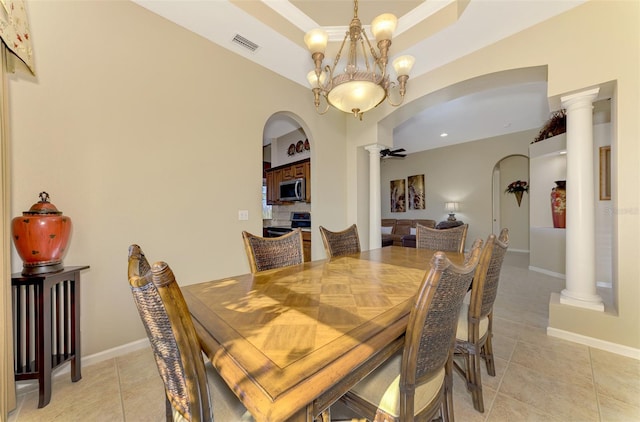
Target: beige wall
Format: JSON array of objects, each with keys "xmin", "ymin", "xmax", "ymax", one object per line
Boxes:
[
  {"xmin": 8, "ymin": 0, "xmax": 347, "ymax": 355},
  {"xmin": 380, "ymin": 130, "xmax": 533, "ymax": 251},
  {"xmin": 348, "ymin": 1, "xmax": 639, "ymax": 349}
]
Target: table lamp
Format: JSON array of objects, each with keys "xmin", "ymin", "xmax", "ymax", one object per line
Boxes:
[{"xmin": 445, "ymin": 202, "xmax": 459, "ymax": 221}]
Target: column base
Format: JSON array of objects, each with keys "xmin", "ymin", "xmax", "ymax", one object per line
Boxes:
[{"xmin": 560, "ymin": 289, "xmax": 604, "ymax": 311}]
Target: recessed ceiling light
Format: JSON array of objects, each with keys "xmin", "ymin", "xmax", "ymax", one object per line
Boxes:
[{"xmin": 440, "ymin": 133, "xmax": 448, "ymax": 137}]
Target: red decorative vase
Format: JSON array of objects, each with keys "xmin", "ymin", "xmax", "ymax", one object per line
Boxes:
[
  {"xmin": 11, "ymin": 192, "xmax": 72, "ymax": 275},
  {"xmin": 550, "ymin": 180, "xmax": 566, "ymax": 229}
]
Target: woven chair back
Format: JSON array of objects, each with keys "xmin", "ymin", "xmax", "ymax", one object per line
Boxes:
[
  {"xmin": 319, "ymin": 224, "xmax": 361, "ymax": 258},
  {"xmin": 242, "ymin": 229, "xmax": 304, "ymax": 273},
  {"xmin": 403, "ymin": 242, "xmax": 481, "ymax": 385},
  {"xmin": 415, "ymin": 223, "xmax": 468, "ymax": 254},
  {"xmin": 470, "ymin": 228, "xmax": 509, "ymax": 319},
  {"xmin": 128, "ymin": 245, "xmax": 212, "ymax": 422}
]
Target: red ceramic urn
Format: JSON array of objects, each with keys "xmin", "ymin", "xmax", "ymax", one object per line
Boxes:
[{"xmin": 11, "ymin": 192, "xmax": 72, "ymax": 275}]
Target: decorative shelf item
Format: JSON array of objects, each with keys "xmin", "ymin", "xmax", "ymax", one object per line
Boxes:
[
  {"xmin": 505, "ymin": 180, "xmax": 528, "ymax": 207},
  {"xmin": 551, "ymin": 180, "xmax": 566, "ymax": 228},
  {"xmin": 532, "ymin": 110, "xmax": 566, "ymax": 143},
  {"xmin": 11, "ymin": 192, "xmax": 73, "ymax": 275}
]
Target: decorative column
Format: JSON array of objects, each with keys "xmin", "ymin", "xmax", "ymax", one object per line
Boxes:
[
  {"xmin": 365, "ymin": 144, "xmax": 383, "ymax": 249},
  {"xmin": 560, "ymin": 88, "xmax": 604, "ymax": 311}
]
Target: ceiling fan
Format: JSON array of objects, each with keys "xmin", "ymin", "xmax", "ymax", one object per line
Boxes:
[{"xmin": 380, "ymin": 148, "xmax": 407, "ymax": 159}]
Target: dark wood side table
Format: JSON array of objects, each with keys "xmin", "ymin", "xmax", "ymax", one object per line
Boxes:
[
  {"xmin": 436, "ymin": 220, "xmax": 464, "ymax": 229},
  {"xmin": 11, "ymin": 265, "xmax": 89, "ymax": 408}
]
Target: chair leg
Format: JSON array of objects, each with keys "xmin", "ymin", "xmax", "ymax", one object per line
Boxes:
[
  {"xmin": 315, "ymin": 408, "xmax": 330, "ymax": 422},
  {"xmin": 165, "ymin": 396, "xmax": 172, "ymax": 422},
  {"xmin": 483, "ymin": 335, "xmax": 496, "ymax": 376},
  {"xmin": 468, "ymin": 351, "xmax": 485, "ymax": 413},
  {"xmin": 458, "ymin": 350, "xmax": 473, "ymax": 392},
  {"xmin": 444, "ymin": 355, "xmax": 454, "ymax": 422}
]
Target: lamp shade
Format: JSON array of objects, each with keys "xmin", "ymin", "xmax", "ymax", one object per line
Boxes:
[
  {"xmin": 307, "ymin": 70, "xmax": 327, "ymax": 88},
  {"xmin": 371, "ymin": 13, "xmax": 397, "ymax": 42},
  {"xmin": 445, "ymin": 202, "xmax": 459, "ymax": 212},
  {"xmin": 327, "ymin": 78, "xmax": 386, "ymax": 115},
  {"xmin": 392, "ymin": 55, "xmax": 415, "ymax": 76},
  {"xmin": 304, "ymin": 28, "xmax": 328, "ymax": 54}
]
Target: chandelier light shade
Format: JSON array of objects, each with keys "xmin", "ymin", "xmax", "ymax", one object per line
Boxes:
[{"xmin": 305, "ymin": 0, "xmax": 415, "ymax": 120}]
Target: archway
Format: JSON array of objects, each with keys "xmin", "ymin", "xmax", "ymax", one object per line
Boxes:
[
  {"xmin": 262, "ymin": 112, "xmax": 314, "ymax": 258},
  {"xmin": 493, "ymin": 154, "xmax": 529, "ymax": 252}
]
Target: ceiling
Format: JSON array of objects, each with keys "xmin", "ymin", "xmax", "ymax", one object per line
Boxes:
[{"xmin": 132, "ymin": 0, "xmax": 586, "ymax": 154}]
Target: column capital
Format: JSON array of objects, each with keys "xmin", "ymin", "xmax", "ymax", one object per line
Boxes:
[
  {"xmin": 364, "ymin": 144, "xmax": 385, "ymax": 155},
  {"xmin": 561, "ymin": 87, "xmax": 600, "ymax": 109}
]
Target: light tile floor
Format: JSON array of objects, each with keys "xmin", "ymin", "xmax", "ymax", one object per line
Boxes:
[{"xmin": 9, "ymin": 252, "xmax": 640, "ymax": 421}]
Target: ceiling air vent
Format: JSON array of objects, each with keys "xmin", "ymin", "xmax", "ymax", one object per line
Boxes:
[{"xmin": 232, "ymin": 34, "xmax": 259, "ymax": 53}]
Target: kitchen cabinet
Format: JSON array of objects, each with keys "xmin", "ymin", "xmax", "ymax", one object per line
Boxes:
[
  {"xmin": 304, "ymin": 161, "xmax": 311, "ymax": 202},
  {"xmin": 266, "ymin": 168, "xmax": 282, "ymax": 205},
  {"xmin": 265, "ymin": 159, "xmax": 311, "ymax": 204},
  {"xmin": 302, "ymin": 231, "xmax": 311, "ymax": 262}
]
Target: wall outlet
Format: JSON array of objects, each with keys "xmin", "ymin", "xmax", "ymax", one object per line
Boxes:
[{"xmin": 238, "ymin": 210, "xmax": 249, "ymax": 220}]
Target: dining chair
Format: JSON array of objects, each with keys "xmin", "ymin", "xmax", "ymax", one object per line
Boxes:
[
  {"xmin": 242, "ymin": 229, "xmax": 305, "ymax": 273},
  {"xmin": 319, "ymin": 224, "xmax": 361, "ymax": 258},
  {"xmin": 339, "ymin": 240, "xmax": 483, "ymax": 422},
  {"xmin": 127, "ymin": 245, "xmax": 252, "ymax": 422},
  {"xmin": 453, "ymin": 228, "xmax": 509, "ymax": 413},
  {"xmin": 416, "ymin": 223, "xmax": 469, "ymax": 254}
]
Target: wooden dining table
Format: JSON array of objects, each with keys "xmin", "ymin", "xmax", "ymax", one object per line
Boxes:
[{"xmin": 182, "ymin": 246, "xmax": 464, "ymax": 422}]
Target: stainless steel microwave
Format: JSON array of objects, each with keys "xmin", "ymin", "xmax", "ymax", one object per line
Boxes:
[{"xmin": 279, "ymin": 178, "xmax": 305, "ymax": 202}]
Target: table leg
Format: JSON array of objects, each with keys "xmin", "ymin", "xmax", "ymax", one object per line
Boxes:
[
  {"xmin": 38, "ymin": 282, "xmax": 52, "ymax": 408},
  {"xmin": 70, "ymin": 277, "xmax": 82, "ymax": 382},
  {"xmin": 286, "ymin": 404, "xmax": 314, "ymax": 421}
]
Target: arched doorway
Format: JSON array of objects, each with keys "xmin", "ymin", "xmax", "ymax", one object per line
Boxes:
[
  {"xmin": 493, "ymin": 154, "xmax": 529, "ymax": 252},
  {"xmin": 262, "ymin": 112, "xmax": 314, "ymax": 259}
]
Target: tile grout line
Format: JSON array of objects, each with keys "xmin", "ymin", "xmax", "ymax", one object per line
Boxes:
[
  {"xmin": 588, "ymin": 347, "xmax": 603, "ymax": 422},
  {"xmin": 114, "ymin": 357, "xmax": 127, "ymax": 422}
]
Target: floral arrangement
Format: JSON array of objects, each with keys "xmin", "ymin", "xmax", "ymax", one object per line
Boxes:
[
  {"xmin": 505, "ymin": 180, "xmax": 529, "ymax": 194},
  {"xmin": 505, "ymin": 180, "xmax": 528, "ymax": 207},
  {"xmin": 532, "ymin": 110, "xmax": 566, "ymax": 143}
]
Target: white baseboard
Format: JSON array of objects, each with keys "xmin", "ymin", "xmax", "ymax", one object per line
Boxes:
[
  {"xmin": 547, "ymin": 326, "xmax": 640, "ymax": 360},
  {"xmin": 508, "ymin": 248, "xmax": 529, "ymax": 253},
  {"xmin": 16, "ymin": 338, "xmax": 150, "ymax": 394},
  {"xmin": 529, "ymin": 265, "xmax": 566, "ymax": 279}
]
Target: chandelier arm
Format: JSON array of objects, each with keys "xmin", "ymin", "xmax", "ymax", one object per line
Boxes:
[
  {"xmin": 386, "ymin": 95, "xmax": 406, "ymax": 108},
  {"xmin": 376, "ymin": 39, "xmax": 391, "ymax": 76},
  {"xmin": 356, "ymin": 38, "xmax": 369, "ymax": 74},
  {"xmin": 323, "ymin": 64, "xmax": 335, "ymax": 92},
  {"xmin": 334, "ymin": 32, "xmax": 349, "ymax": 67},
  {"xmin": 386, "ymin": 76, "xmax": 409, "ymax": 107},
  {"xmin": 311, "ymin": 52, "xmax": 324, "ymax": 76},
  {"xmin": 311, "ymin": 87, "xmax": 330, "ymax": 115},
  {"xmin": 362, "ymin": 30, "xmax": 386, "ymax": 80},
  {"xmin": 315, "ymin": 103, "xmax": 331, "ymax": 115}
]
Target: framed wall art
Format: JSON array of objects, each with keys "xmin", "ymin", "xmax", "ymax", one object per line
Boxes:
[
  {"xmin": 407, "ymin": 174, "xmax": 425, "ymax": 210},
  {"xmin": 390, "ymin": 179, "xmax": 406, "ymax": 213},
  {"xmin": 599, "ymin": 145, "xmax": 611, "ymax": 200}
]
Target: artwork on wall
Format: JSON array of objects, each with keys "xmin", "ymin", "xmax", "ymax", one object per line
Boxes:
[
  {"xmin": 407, "ymin": 174, "xmax": 425, "ymax": 210},
  {"xmin": 390, "ymin": 179, "xmax": 406, "ymax": 213}
]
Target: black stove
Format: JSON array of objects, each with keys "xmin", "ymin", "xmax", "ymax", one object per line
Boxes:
[{"xmin": 265, "ymin": 212, "xmax": 310, "ymax": 237}]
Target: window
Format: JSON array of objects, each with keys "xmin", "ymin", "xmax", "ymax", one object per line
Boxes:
[{"xmin": 262, "ymin": 183, "xmax": 272, "ymax": 219}]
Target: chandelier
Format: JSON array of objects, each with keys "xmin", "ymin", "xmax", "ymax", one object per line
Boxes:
[{"xmin": 304, "ymin": 0, "xmax": 415, "ymax": 120}]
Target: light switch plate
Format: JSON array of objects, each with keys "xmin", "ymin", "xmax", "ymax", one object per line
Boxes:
[{"xmin": 238, "ymin": 210, "xmax": 249, "ymax": 220}]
